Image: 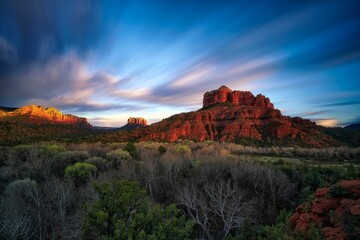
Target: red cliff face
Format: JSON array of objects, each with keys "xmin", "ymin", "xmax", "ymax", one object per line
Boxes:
[
  {"xmin": 0, "ymin": 105, "xmax": 91, "ymax": 127},
  {"xmin": 120, "ymin": 117, "xmax": 148, "ymax": 130},
  {"xmin": 128, "ymin": 117, "xmax": 147, "ymax": 126},
  {"xmin": 203, "ymin": 86, "xmax": 274, "ymax": 109},
  {"xmin": 134, "ymin": 86, "xmax": 334, "ymax": 147}
]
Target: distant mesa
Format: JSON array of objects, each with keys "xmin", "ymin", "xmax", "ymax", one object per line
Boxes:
[
  {"xmin": 0, "ymin": 104, "xmax": 91, "ymax": 127},
  {"xmin": 128, "ymin": 117, "xmax": 147, "ymax": 126},
  {"xmin": 120, "ymin": 117, "xmax": 147, "ymax": 130}
]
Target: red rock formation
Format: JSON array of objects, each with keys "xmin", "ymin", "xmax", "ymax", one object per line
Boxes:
[
  {"xmin": 135, "ymin": 86, "xmax": 334, "ymax": 147},
  {"xmin": 290, "ymin": 180, "xmax": 360, "ymax": 240},
  {"xmin": 203, "ymin": 86, "xmax": 274, "ymax": 109},
  {"xmin": 120, "ymin": 117, "xmax": 148, "ymax": 130},
  {"xmin": 0, "ymin": 105, "xmax": 91, "ymax": 127},
  {"xmin": 127, "ymin": 117, "xmax": 147, "ymax": 126}
]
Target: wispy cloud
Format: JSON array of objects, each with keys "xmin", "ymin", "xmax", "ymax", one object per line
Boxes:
[
  {"xmin": 317, "ymin": 101, "xmax": 360, "ymax": 107},
  {"xmin": 0, "ymin": 0, "xmax": 359, "ymax": 126},
  {"xmin": 295, "ymin": 110, "xmax": 334, "ymax": 117},
  {"xmin": 0, "ymin": 36, "xmax": 17, "ymax": 63}
]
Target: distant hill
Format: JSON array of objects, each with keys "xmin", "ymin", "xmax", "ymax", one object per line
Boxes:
[
  {"xmin": 0, "ymin": 105, "xmax": 94, "ymax": 145},
  {"xmin": 1, "ymin": 89, "xmax": 359, "ymax": 147},
  {"xmin": 0, "ymin": 106, "xmax": 18, "ymax": 112},
  {"xmin": 0, "ymin": 105, "xmax": 91, "ymax": 127},
  {"xmin": 345, "ymin": 123, "xmax": 360, "ymax": 131}
]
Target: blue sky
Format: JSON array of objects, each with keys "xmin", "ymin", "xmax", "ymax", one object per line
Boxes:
[{"xmin": 0, "ymin": 0, "xmax": 359, "ymax": 127}]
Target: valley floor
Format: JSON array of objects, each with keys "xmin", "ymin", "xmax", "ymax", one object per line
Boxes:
[{"xmin": 0, "ymin": 141, "xmax": 359, "ymax": 239}]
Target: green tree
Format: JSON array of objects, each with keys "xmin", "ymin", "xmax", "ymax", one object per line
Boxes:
[
  {"xmin": 124, "ymin": 142, "xmax": 138, "ymax": 159},
  {"xmin": 85, "ymin": 156, "xmax": 107, "ymax": 172},
  {"xmin": 106, "ymin": 149, "xmax": 132, "ymax": 168},
  {"xmin": 64, "ymin": 162, "xmax": 97, "ymax": 186},
  {"xmin": 83, "ymin": 180, "xmax": 193, "ymax": 240},
  {"xmin": 158, "ymin": 145, "xmax": 167, "ymax": 154},
  {"xmin": 52, "ymin": 150, "xmax": 90, "ymax": 176}
]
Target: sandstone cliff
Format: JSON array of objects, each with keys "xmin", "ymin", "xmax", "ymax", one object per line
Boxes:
[
  {"xmin": 132, "ymin": 86, "xmax": 334, "ymax": 147},
  {"xmin": 0, "ymin": 105, "xmax": 91, "ymax": 127},
  {"xmin": 120, "ymin": 117, "xmax": 148, "ymax": 130},
  {"xmin": 127, "ymin": 117, "xmax": 147, "ymax": 126},
  {"xmin": 203, "ymin": 86, "xmax": 274, "ymax": 108}
]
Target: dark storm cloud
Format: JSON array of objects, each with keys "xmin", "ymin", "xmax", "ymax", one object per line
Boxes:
[{"xmin": 0, "ymin": 0, "xmax": 106, "ymax": 62}]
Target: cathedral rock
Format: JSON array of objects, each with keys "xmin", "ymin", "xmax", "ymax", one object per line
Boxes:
[{"xmin": 132, "ymin": 86, "xmax": 334, "ymax": 147}]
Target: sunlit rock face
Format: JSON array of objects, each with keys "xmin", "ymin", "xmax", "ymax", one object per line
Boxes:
[
  {"xmin": 0, "ymin": 105, "xmax": 91, "ymax": 127},
  {"xmin": 120, "ymin": 117, "xmax": 148, "ymax": 130},
  {"xmin": 203, "ymin": 86, "xmax": 274, "ymax": 109},
  {"xmin": 133, "ymin": 86, "xmax": 335, "ymax": 147},
  {"xmin": 127, "ymin": 117, "xmax": 147, "ymax": 126}
]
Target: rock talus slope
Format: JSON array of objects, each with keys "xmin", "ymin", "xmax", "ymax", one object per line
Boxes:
[{"xmin": 290, "ymin": 180, "xmax": 360, "ymax": 240}]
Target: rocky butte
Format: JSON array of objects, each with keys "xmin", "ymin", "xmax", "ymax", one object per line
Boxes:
[
  {"xmin": 134, "ymin": 86, "xmax": 335, "ymax": 147},
  {"xmin": 127, "ymin": 117, "xmax": 147, "ymax": 126},
  {"xmin": 120, "ymin": 117, "xmax": 148, "ymax": 130},
  {"xmin": 0, "ymin": 105, "xmax": 91, "ymax": 127},
  {"xmin": 203, "ymin": 85, "xmax": 274, "ymax": 109}
]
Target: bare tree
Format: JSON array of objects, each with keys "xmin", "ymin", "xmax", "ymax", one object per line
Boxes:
[
  {"xmin": 177, "ymin": 178, "xmax": 254, "ymax": 240},
  {"xmin": 138, "ymin": 155, "xmax": 160, "ymax": 199},
  {"xmin": 0, "ymin": 179, "xmax": 37, "ymax": 240},
  {"xmin": 46, "ymin": 179, "xmax": 73, "ymax": 238},
  {"xmin": 204, "ymin": 180, "xmax": 254, "ymax": 240},
  {"xmin": 176, "ymin": 182, "xmax": 213, "ymax": 240}
]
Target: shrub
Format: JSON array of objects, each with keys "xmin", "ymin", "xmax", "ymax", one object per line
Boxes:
[
  {"xmin": 83, "ymin": 180, "xmax": 193, "ymax": 240},
  {"xmin": 40, "ymin": 144, "xmax": 65, "ymax": 156},
  {"xmin": 65, "ymin": 162, "xmax": 97, "ymax": 185},
  {"xmin": 5, "ymin": 178, "xmax": 37, "ymax": 196},
  {"xmin": 124, "ymin": 142, "xmax": 138, "ymax": 159},
  {"xmin": 328, "ymin": 185, "xmax": 355, "ymax": 199},
  {"xmin": 158, "ymin": 145, "xmax": 167, "ymax": 154},
  {"xmin": 84, "ymin": 157, "xmax": 107, "ymax": 172},
  {"xmin": 273, "ymin": 159, "xmax": 285, "ymax": 166},
  {"xmin": 12, "ymin": 144, "xmax": 38, "ymax": 162},
  {"xmin": 176, "ymin": 145, "xmax": 191, "ymax": 153},
  {"xmin": 52, "ymin": 151, "xmax": 90, "ymax": 176},
  {"xmin": 106, "ymin": 149, "xmax": 132, "ymax": 168}
]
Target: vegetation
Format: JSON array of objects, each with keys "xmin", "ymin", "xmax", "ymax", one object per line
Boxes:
[
  {"xmin": 65, "ymin": 162, "xmax": 97, "ymax": 186},
  {"xmin": 0, "ymin": 141, "xmax": 358, "ymax": 239},
  {"xmin": 83, "ymin": 180, "xmax": 193, "ymax": 239}
]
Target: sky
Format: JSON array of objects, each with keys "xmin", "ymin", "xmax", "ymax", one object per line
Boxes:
[{"xmin": 0, "ymin": 0, "xmax": 359, "ymax": 127}]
